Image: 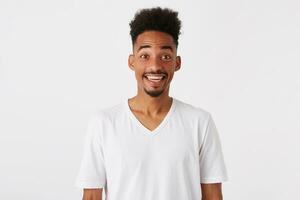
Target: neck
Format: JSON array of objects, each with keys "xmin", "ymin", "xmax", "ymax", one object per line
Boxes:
[{"xmin": 128, "ymin": 90, "xmax": 173, "ymax": 116}]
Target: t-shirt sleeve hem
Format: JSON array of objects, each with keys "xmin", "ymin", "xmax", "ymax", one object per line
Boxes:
[
  {"xmin": 200, "ymin": 176, "xmax": 229, "ymax": 184},
  {"xmin": 75, "ymin": 180, "xmax": 106, "ymax": 189}
]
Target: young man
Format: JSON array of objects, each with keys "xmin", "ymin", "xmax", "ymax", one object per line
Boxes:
[{"xmin": 75, "ymin": 7, "xmax": 228, "ymax": 200}]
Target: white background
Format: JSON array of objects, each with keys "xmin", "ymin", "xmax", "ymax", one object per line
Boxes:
[{"xmin": 0, "ymin": 0, "xmax": 299, "ymax": 199}]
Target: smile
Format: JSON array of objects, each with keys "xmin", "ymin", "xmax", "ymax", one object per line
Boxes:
[{"xmin": 144, "ymin": 74, "xmax": 166, "ymax": 82}]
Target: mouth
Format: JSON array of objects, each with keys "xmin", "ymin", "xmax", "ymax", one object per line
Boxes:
[{"xmin": 143, "ymin": 73, "xmax": 167, "ymax": 83}]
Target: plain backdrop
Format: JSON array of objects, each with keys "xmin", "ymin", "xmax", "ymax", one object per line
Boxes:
[{"xmin": 0, "ymin": 0, "xmax": 299, "ymax": 199}]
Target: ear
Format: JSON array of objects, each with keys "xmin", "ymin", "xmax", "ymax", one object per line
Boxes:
[
  {"xmin": 128, "ymin": 54, "xmax": 135, "ymax": 71},
  {"xmin": 175, "ymin": 56, "xmax": 181, "ymax": 71}
]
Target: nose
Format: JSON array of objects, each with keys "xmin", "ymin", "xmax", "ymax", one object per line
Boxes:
[{"xmin": 148, "ymin": 56, "xmax": 163, "ymax": 72}]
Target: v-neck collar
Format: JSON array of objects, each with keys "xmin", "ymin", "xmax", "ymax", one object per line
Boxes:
[{"xmin": 125, "ymin": 97, "xmax": 177, "ymax": 135}]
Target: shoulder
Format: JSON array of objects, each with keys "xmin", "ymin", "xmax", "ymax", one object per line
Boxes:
[
  {"xmin": 90, "ymin": 101, "xmax": 126, "ymax": 123},
  {"xmin": 174, "ymin": 98, "xmax": 215, "ymax": 140},
  {"xmin": 174, "ymin": 98, "xmax": 211, "ymax": 121},
  {"xmin": 84, "ymin": 102, "xmax": 126, "ymax": 137}
]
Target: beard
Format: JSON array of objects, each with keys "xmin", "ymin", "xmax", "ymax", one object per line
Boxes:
[{"xmin": 144, "ymin": 88, "xmax": 164, "ymax": 97}]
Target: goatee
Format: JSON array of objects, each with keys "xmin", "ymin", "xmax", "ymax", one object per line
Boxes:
[{"xmin": 144, "ymin": 88, "xmax": 164, "ymax": 97}]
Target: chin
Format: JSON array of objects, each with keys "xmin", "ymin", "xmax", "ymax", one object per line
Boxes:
[{"xmin": 144, "ymin": 88, "xmax": 164, "ymax": 97}]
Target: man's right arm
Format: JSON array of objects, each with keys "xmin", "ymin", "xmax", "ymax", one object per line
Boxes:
[{"xmin": 82, "ymin": 188, "xmax": 103, "ymax": 200}]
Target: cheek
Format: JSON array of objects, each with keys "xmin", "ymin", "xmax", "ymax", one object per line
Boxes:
[
  {"xmin": 134, "ymin": 69, "xmax": 144, "ymax": 81},
  {"xmin": 166, "ymin": 70, "xmax": 176, "ymax": 82}
]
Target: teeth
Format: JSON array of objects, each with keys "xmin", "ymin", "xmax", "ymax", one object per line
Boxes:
[
  {"xmin": 148, "ymin": 76, "xmax": 163, "ymax": 80},
  {"xmin": 144, "ymin": 74, "xmax": 166, "ymax": 80}
]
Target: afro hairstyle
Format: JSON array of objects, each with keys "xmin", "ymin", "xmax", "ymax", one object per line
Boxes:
[{"xmin": 129, "ymin": 7, "xmax": 182, "ymax": 47}]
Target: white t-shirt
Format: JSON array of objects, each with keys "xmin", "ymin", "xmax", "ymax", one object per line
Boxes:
[{"xmin": 75, "ymin": 97, "xmax": 228, "ymax": 200}]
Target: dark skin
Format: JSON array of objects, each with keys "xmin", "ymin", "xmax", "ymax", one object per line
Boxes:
[
  {"xmin": 127, "ymin": 30, "xmax": 181, "ymax": 131},
  {"xmin": 201, "ymin": 183, "xmax": 223, "ymax": 200},
  {"xmin": 82, "ymin": 31, "xmax": 223, "ymax": 200},
  {"xmin": 82, "ymin": 189, "xmax": 102, "ymax": 200}
]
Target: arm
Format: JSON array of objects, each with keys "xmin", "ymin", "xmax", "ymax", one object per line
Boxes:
[
  {"xmin": 201, "ymin": 183, "xmax": 223, "ymax": 200},
  {"xmin": 82, "ymin": 188, "xmax": 103, "ymax": 200}
]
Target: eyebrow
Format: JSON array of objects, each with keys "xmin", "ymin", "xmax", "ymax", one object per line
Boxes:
[
  {"xmin": 161, "ymin": 45, "xmax": 173, "ymax": 52},
  {"xmin": 137, "ymin": 45, "xmax": 174, "ymax": 52},
  {"xmin": 137, "ymin": 45, "xmax": 151, "ymax": 52}
]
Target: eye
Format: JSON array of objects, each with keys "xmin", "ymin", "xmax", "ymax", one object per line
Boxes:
[
  {"xmin": 162, "ymin": 54, "xmax": 172, "ymax": 61},
  {"xmin": 140, "ymin": 54, "xmax": 149, "ymax": 59}
]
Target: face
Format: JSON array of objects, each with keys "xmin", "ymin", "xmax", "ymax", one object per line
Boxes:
[{"xmin": 128, "ymin": 31, "xmax": 181, "ymax": 98}]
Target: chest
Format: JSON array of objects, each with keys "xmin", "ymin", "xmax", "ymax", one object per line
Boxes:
[
  {"xmin": 102, "ymin": 121, "xmax": 199, "ymax": 174},
  {"xmin": 130, "ymin": 111, "xmax": 167, "ymax": 132}
]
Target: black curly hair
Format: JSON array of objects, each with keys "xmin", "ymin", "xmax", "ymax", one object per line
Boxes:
[{"xmin": 129, "ymin": 7, "xmax": 182, "ymax": 47}]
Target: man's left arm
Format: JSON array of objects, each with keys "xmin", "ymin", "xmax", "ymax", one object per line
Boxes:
[
  {"xmin": 201, "ymin": 183, "xmax": 223, "ymax": 200},
  {"xmin": 199, "ymin": 113, "xmax": 228, "ymax": 199}
]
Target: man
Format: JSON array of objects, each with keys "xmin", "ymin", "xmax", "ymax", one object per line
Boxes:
[{"xmin": 75, "ymin": 7, "xmax": 228, "ymax": 200}]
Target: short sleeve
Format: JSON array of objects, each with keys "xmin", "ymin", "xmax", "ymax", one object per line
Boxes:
[
  {"xmin": 75, "ymin": 114, "xmax": 107, "ymax": 188},
  {"xmin": 199, "ymin": 113, "xmax": 228, "ymax": 183}
]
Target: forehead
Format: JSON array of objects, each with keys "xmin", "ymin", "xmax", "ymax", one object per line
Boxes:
[{"xmin": 134, "ymin": 31, "xmax": 176, "ymax": 51}]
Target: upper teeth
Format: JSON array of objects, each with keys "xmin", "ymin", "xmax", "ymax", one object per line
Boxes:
[{"xmin": 145, "ymin": 74, "xmax": 165, "ymax": 80}]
